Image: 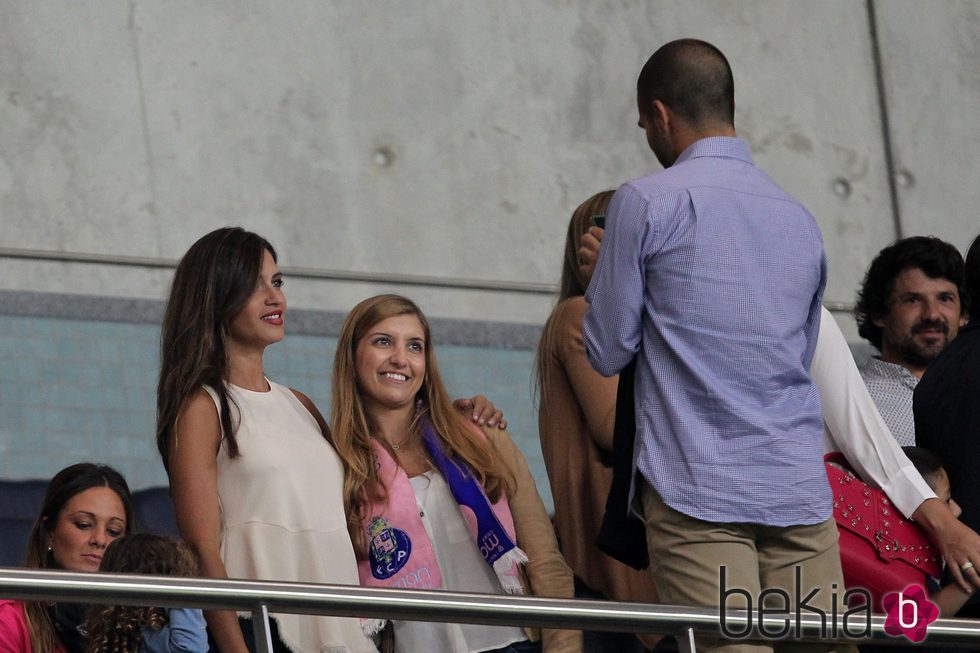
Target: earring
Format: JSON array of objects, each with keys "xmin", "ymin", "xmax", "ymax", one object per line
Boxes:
[{"xmin": 47, "ymin": 545, "xmax": 52, "ymax": 552}]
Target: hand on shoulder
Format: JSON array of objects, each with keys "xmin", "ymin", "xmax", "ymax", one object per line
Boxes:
[{"xmin": 453, "ymin": 395, "xmax": 507, "ymax": 430}]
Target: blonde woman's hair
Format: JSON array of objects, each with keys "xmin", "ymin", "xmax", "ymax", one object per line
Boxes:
[
  {"xmin": 331, "ymin": 294, "xmax": 513, "ymax": 555},
  {"xmin": 534, "ymin": 190, "xmax": 615, "ymax": 408}
]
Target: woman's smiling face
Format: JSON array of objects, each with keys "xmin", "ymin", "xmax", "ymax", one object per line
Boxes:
[
  {"xmin": 355, "ymin": 314, "xmax": 427, "ymax": 415},
  {"xmin": 227, "ymin": 248, "xmax": 286, "ymax": 351}
]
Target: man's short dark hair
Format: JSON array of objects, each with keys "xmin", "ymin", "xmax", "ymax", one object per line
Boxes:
[
  {"xmin": 901, "ymin": 446, "xmax": 944, "ymax": 483},
  {"xmin": 637, "ymin": 39, "xmax": 734, "ymax": 128},
  {"xmin": 855, "ymin": 236, "xmax": 966, "ymax": 350}
]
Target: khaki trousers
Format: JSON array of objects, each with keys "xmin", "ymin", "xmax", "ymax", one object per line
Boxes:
[{"xmin": 641, "ymin": 483, "xmax": 857, "ymax": 653}]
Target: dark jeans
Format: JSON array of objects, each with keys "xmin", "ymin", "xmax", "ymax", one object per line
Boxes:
[
  {"xmin": 482, "ymin": 640, "xmax": 542, "ymax": 653},
  {"xmin": 207, "ymin": 616, "xmax": 295, "ymax": 653},
  {"xmin": 575, "ymin": 577, "xmax": 657, "ymax": 653}
]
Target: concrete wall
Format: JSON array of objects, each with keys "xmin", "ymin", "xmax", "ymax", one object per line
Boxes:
[
  {"xmin": 3, "ymin": 2, "xmax": 978, "ymax": 323},
  {"xmin": 1, "ymin": 1, "xmax": 978, "ymax": 494}
]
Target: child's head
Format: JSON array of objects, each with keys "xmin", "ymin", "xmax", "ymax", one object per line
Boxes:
[
  {"xmin": 86, "ymin": 534, "xmax": 199, "ymax": 653},
  {"xmin": 902, "ymin": 446, "xmax": 962, "ymax": 518},
  {"xmin": 98, "ymin": 532, "xmax": 198, "ymax": 576}
]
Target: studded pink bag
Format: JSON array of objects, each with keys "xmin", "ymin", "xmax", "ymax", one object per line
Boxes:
[{"xmin": 825, "ymin": 452, "xmax": 942, "ymax": 613}]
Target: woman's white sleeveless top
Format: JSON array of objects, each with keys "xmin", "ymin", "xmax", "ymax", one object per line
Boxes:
[{"xmin": 205, "ymin": 381, "xmax": 377, "ymax": 653}]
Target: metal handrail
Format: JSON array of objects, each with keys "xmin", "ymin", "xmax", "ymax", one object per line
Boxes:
[
  {"xmin": 0, "ymin": 246, "xmax": 557, "ymax": 295},
  {"xmin": 3, "ymin": 569, "xmax": 980, "ymax": 650},
  {"xmin": 0, "ymin": 246, "xmax": 860, "ymax": 312}
]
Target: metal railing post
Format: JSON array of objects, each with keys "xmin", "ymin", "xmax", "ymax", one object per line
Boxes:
[
  {"xmin": 251, "ymin": 604, "xmax": 274, "ymax": 653},
  {"xmin": 677, "ymin": 626, "xmax": 698, "ymax": 653}
]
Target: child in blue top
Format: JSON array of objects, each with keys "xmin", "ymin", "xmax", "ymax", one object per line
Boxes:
[{"xmin": 86, "ymin": 533, "xmax": 208, "ymax": 653}]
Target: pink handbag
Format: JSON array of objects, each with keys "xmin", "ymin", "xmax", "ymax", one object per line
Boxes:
[{"xmin": 825, "ymin": 452, "xmax": 942, "ymax": 612}]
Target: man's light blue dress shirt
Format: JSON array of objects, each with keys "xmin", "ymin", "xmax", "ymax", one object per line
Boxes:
[{"xmin": 584, "ymin": 137, "xmax": 830, "ymax": 527}]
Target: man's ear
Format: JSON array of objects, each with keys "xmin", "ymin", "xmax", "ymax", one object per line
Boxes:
[
  {"xmin": 640, "ymin": 98, "xmax": 658, "ymax": 118},
  {"xmin": 651, "ymin": 99, "xmax": 670, "ymax": 132}
]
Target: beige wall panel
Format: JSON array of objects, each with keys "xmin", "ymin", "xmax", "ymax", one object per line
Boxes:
[
  {"xmin": 0, "ymin": 1, "xmax": 933, "ymax": 331},
  {"xmin": 876, "ymin": 0, "xmax": 980, "ymax": 254},
  {"xmin": 0, "ymin": 2, "xmax": 156, "ymax": 256}
]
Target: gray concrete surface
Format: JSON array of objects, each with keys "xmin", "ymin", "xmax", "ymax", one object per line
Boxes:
[{"xmin": 0, "ymin": 1, "xmax": 977, "ymax": 331}]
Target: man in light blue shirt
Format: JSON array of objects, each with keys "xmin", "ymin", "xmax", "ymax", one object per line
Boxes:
[{"xmin": 584, "ymin": 40, "xmax": 851, "ymax": 652}]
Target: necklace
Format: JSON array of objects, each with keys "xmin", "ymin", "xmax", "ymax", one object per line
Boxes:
[
  {"xmin": 390, "ymin": 436, "xmax": 414, "ymax": 452},
  {"xmin": 388, "ymin": 427, "xmax": 417, "ymax": 453}
]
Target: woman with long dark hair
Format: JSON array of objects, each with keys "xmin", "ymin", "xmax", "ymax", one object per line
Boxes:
[
  {"xmin": 331, "ymin": 294, "xmax": 579, "ymax": 653},
  {"xmin": 156, "ymin": 226, "xmax": 376, "ymax": 653},
  {"xmin": 0, "ymin": 462, "xmax": 135, "ymax": 653}
]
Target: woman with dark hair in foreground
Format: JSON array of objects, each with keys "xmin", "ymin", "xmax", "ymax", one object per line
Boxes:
[{"xmin": 0, "ymin": 462, "xmax": 134, "ymax": 653}]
